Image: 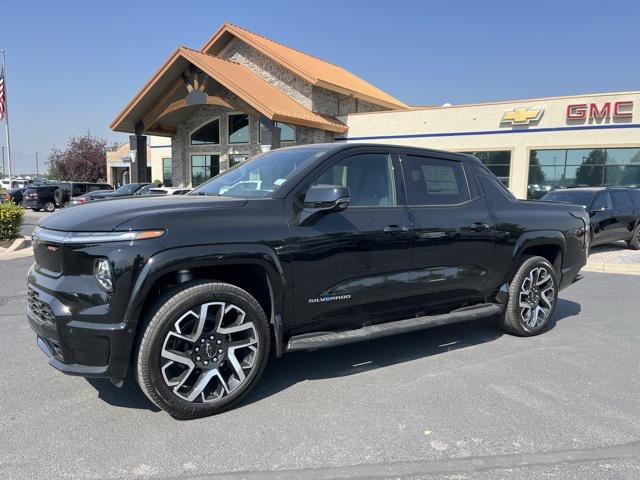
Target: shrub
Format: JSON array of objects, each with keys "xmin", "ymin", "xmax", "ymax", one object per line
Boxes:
[{"xmin": 0, "ymin": 202, "xmax": 24, "ymax": 241}]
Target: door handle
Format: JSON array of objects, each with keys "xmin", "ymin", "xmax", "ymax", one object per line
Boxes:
[
  {"xmin": 469, "ymin": 222, "xmax": 490, "ymax": 232},
  {"xmin": 384, "ymin": 225, "xmax": 409, "ymax": 233}
]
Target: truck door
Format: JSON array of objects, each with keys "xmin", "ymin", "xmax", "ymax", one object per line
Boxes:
[
  {"xmin": 610, "ymin": 190, "xmax": 638, "ymax": 240},
  {"xmin": 287, "ymin": 148, "xmax": 412, "ymax": 333},
  {"xmin": 400, "ymin": 153, "xmax": 496, "ymax": 315}
]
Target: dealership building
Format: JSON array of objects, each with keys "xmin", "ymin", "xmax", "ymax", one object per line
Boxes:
[{"xmin": 111, "ymin": 23, "xmax": 640, "ymax": 199}]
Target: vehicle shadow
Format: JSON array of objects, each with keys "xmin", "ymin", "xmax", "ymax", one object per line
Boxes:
[
  {"xmin": 242, "ymin": 298, "xmax": 581, "ymax": 408},
  {"xmin": 84, "ymin": 299, "xmax": 580, "ymax": 414},
  {"xmin": 85, "ymin": 374, "xmax": 161, "ymax": 412}
]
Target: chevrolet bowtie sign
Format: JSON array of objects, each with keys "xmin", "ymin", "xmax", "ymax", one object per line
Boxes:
[{"xmin": 500, "ymin": 107, "xmax": 544, "ymax": 125}]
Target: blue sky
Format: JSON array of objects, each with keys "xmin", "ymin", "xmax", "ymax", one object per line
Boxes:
[{"xmin": 1, "ymin": 0, "xmax": 638, "ymax": 172}]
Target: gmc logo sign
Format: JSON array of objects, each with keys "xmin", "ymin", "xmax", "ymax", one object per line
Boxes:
[{"xmin": 566, "ymin": 101, "xmax": 633, "ymax": 120}]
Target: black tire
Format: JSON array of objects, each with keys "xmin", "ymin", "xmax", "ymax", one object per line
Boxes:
[
  {"xmin": 627, "ymin": 224, "xmax": 640, "ymax": 250},
  {"xmin": 31, "ymin": 208, "xmax": 41, "ymax": 212},
  {"xmin": 500, "ymin": 256, "xmax": 558, "ymax": 336},
  {"xmin": 136, "ymin": 280, "xmax": 271, "ymax": 419},
  {"xmin": 44, "ymin": 201, "xmax": 56, "ymax": 213},
  {"xmin": 53, "ymin": 188, "xmax": 63, "ymax": 206}
]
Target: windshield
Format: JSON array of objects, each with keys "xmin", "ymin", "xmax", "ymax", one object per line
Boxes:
[
  {"xmin": 542, "ymin": 190, "xmax": 595, "ymax": 207},
  {"xmin": 114, "ymin": 184, "xmax": 139, "ymax": 195},
  {"xmin": 190, "ymin": 147, "xmax": 328, "ymax": 198}
]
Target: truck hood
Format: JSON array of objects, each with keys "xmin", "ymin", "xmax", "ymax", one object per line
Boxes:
[{"xmin": 39, "ymin": 195, "xmax": 247, "ymax": 232}]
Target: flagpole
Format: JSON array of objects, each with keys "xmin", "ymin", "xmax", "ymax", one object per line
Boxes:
[{"xmin": 2, "ymin": 49, "xmax": 13, "ymax": 184}]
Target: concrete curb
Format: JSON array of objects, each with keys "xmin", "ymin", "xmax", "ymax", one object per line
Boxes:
[
  {"xmin": 583, "ymin": 262, "xmax": 640, "ymax": 275},
  {"xmin": 0, "ymin": 235, "xmax": 33, "ymax": 260}
]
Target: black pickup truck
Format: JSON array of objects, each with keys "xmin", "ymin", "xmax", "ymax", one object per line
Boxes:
[{"xmin": 27, "ymin": 144, "xmax": 589, "ymax": 419}]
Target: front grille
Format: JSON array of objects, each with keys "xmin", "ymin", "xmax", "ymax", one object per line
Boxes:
[{"xmin": 27, "ymin": 288, "xmax": 56, "ymax": 325}]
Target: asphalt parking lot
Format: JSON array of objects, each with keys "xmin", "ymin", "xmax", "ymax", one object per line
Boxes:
[
  {"xmin": 19, "ymin": 208, "xmax": 47, "ymax": 236},
  {"xmin": 1, "ymin": 255, "xmax": 639, "ymax": 480}
]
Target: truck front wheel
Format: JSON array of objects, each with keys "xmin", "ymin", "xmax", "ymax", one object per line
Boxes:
[
  {"xmin": 136, "ymin": 281, "xmax": 271, "ymax": 419},
  {"xmin": 500, "ymin": 256, "xmax": 558, "ymax": 336}
]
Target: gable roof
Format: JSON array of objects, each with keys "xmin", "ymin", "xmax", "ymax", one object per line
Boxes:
[
  {"xmin": 110, "ymin": 47, "xmax": 347, "ymax": 134},
  {"xmin": 180, "ymin": 48, "xmax": 347, "ymax": 133},
  {"xmin": 201, "ymin": 23, "xmax": 409, "ymax": 110}
]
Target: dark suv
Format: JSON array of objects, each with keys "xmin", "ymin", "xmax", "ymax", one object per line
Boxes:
[
  {"xmin": 22, "ymin": 185, "xmax": 62, "ymax": 212},
  {"xmin": 542, "ymin": 187, "xmax": 640, "ymax": 249},
  {"xmin": 27, "ymin": 144, "xmax": 589, "ymax": 419}
]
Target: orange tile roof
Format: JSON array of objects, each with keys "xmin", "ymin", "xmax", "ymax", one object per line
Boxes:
[
  {"xmin": 110, "ymin": 47, "xmax": 348, "ymax": 134},
  {"xmin": 202, "ymin": 23, "xmax": 409, "ymax": 110},
  {"xmin": 180, "ymin": 48, "xmax": 347, "ymax": 133}
]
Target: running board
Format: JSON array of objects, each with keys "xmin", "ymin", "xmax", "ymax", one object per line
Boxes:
[{"xmin": 286, "ymin": 303, "xmax": 502, "ymax": 352}]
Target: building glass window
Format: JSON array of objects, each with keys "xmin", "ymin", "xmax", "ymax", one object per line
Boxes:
[
  {"xmin": 191, "ymin": 119, "xmax": 220, "ymax": 145},
  {"xmin": 462, "ymin": 151, "xmax": 511, "ymax": 186},
  {"xmin": 259, "ymin": 121, "xmax": 296, "ymax": 143},
  {"xmin": 527, "ymin": 147, "xmax": 640, "ymax": 199},
  {"xmin": 229, "ymin": 154, "xmax": 249, "ymax": 167},
  {"xmin": 229, "ymin": 114, "xmax": 250, "ymax": 144},
  {"xmin": 191, "ymin": 155, "xmax": 220, "ymax": 187},
  {"xmin": 162, "ymin": 158, "xmax": 172, "ymax": 187}
]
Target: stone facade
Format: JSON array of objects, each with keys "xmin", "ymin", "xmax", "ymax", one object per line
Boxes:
[{"xmin": 169, "ymin": 37, "xmax": 390, "ymax": 187}]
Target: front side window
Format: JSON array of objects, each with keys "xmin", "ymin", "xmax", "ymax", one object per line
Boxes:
[
  {"xmin": 191, "ymin": 147, "xmax": 328, "ymax": 198},
  {"xmin": 191, "ymin": 119, "xmax": 220, "ymax": 145},
  {"xmin": 310, "ymin": 153, "xmax": 396, "ymax": 207},
  {"xmin": 163, "ymin": 158, "xmax": 173, "ymax": 187},
  {"xmin": 592, "ymin": 192, "xmax": 613, "ymax": 210},
  {"xmin": 229, "ymin": 114, "xmax": 249, "ymax": 144},
  {"xmin": 191, "ymin": 155, "xmax": 220, "ymax": 187},
  {"xmin": 403, "ymin": 156, "xmax": 470, "ymax": 205}
]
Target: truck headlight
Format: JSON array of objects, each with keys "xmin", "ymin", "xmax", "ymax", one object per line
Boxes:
[{"xmin": 94, "ymin": 259, "xmax": 114, "ymax": 292}]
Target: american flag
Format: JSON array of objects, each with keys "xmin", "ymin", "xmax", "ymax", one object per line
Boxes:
[{"xmin": 0, "ymin": 65, "xmax": 5, "ymax": 121}]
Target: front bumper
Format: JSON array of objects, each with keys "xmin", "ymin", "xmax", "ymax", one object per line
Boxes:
[{"xmin": 26, "ymin": 268, "xmax": 136, "ymax": 380}]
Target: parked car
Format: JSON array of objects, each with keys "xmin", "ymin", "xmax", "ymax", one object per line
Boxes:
[
  {"xmin": 58, "ymin": 182, "xmax": 112, "ymax": 207},
  {"xmin": 147, "ymin": 187, "xmax": 191, "ymax": 195},
  {"xmin": 69, "ymin": 189, "xmax": 116, "ymax": 206},
  {"xmin": 1, "ymin": 178, "xmax": 26, "ymax": 191},
  {"xmin": 541, "ymin": 187, "xmax": 640, "ymax": 249},
  {"xmin": 27, "ymin": 144, "xmax": 589, "ymax": 419},
  {"xmin": 22, "ymin": 185, "xmax": 62, "ymax": 212},
  {"xmin": 1, "ymin": 187, "xmax": 25, "ymax": 205},
  {"xmin": 73, "ymin": 183, "xmax": 149, "ymax": 204}
]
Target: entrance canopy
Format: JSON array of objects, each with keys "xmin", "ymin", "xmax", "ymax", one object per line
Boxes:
[{"xmin": 111, "ymin": 47, "xmax": 348, "ymax": 136}]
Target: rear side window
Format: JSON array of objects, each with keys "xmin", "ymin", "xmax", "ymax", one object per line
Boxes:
[
  {"xmin": 611, "ymin": 191, "xmax": 633, "ymax": 209},
  {"xmin": 629, "ymin": 190, "xmax": 640, "ymax": 208},
  {"xmin": 72, "ymin": 184, "xmax": 88, "ymax": 196},
  {"xmin": 403, "ymin": 156, "xmax": 470, "ymax": 205}
]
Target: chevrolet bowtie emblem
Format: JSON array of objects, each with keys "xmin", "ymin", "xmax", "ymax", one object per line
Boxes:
[{"xmin": 501, "ymin": 107, "xmax": 544, "ymax": 125}]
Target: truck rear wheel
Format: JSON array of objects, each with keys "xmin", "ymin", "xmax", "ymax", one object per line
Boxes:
[
  {"xmin": 136, "ymin": 281, "xmax": 271, "ymax": 419},
  {"xmin": 500, "ymin": 256, "xmax": 558, "ymax": 336},
  {"xmin": 627, "ymin": 224, "xmax": 640, "ymax": 250}
]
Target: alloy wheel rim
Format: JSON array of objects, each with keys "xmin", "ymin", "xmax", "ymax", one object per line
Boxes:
[
  {"xmin": 160, "ymin": 302, "xmax": 259, "ymax": 403},
  {"xmin": 518, "ymin": 266, "xmax": 555, "ymax": 329}
]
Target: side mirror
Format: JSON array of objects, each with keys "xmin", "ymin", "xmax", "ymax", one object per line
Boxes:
[
  {"xmin": 298, "ymin": 184, "xmax": 350, "ymax": 226},
  {"xmin": 590, "ymin": 206, "xmax": 607, "ymax": 215}
]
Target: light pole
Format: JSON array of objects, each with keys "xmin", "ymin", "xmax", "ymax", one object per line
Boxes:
[{"xmin": 35, "ymin": 152, "xmax": 41, "ymax": 177}]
